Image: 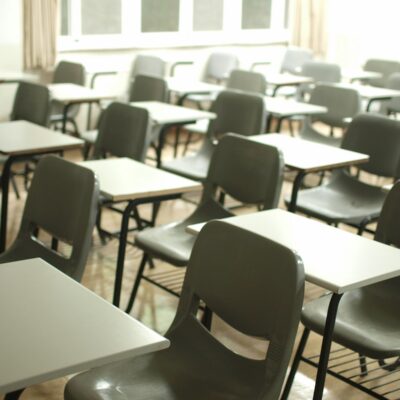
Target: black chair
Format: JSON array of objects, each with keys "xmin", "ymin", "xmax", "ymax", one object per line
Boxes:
[
  {"xmin": 299, "ymin": 84, "xmax": 361, "ymax": 147},
  {"xmin": 126, "ymin": 133, "xmax": 284, "ymax": 313},
  {"xmin": 65, "ymin": 219, "xmax": 304, "ymax": 400},
  {"xmin": 1, "ymin": 81, "xmax": 51, "ymax": 198},
  {"xmin": 4, "ymin": 155, "xmax": 99, "ymax": 400},
  {"xmin": 162, "ymin": 90, "xmax": 266, "ymax": 182},
  {"xmin": 50, "ymin": 61, "xmax": 86, "ymax": 134},
  {"xmin": 282, "ymin": 181, "xmax": 400, "ymax": 400},
  {"xmin": 289, "ymin": 113, "xmax": 400, "ymax": 235},
  {"xmin": 90, "ymin": 102, "xmax": 152, "ymax": 241}
]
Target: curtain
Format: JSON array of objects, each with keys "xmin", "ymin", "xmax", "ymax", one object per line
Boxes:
[
  {"xmin": 23, "ymin": 0, "xmax": 58, "ymax": 69},
  {"xmin": 290, "ymin": 0, "xmax": 328, "ymax": 58}
]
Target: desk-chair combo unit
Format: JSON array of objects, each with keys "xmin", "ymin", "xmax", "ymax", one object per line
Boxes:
[{"xmin": 4, "ymin": 156, "xmax": 99, "ymax": 400}]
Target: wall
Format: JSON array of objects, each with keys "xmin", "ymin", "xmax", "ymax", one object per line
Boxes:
[{"xmin": 326, "ymin": 0, "xmax": 400, "ymax": 67}]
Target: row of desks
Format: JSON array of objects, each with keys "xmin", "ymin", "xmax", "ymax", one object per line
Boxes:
[{"xmin": 0, "ymin": 120, "xmax": 396, "ymax": 399}]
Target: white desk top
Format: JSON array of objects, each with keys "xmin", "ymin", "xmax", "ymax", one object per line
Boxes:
[
  {"xmin": 0, "ymin": 121, "xmax": 83, "ymax": 156},
  {"xmin": 335, "ymin": 83, "xmax": 400, "ymax": 100},
  {"xmin": 266, "ymin": 73, "xmax": 314, "ymax": 86},
  {"xmin": 80, "ymin": 157, "xmax": 201, "ymax": 202},
  {"xmin": 0, "ymin": 258, "xmax": 169, "ymax": 394},
  {"xmin": 265, "ymin": 97, "xmax": 327, "ymax": 117},
  {"xmin": 341, "ymin": 69, "xmax": 382, "ymax": 82},
  {"xmin": 166, "ymin": 77, "xmax": 222, "ymax": 95},
  {"xmin": 187, "ymin": 209, "xmax": 400, "ymax": 294},
  {"xmin": 0, "ymin": 71, "xmax": 37, "ymax": 83},
  {"xmin": 250, "ymin": 134, "xmax": 369, "ymax": 172},
  {"xmin": 49, "ymin": 83, "xmax": 117, "ymax": 104},
  {"xmin": 130, "ymin": 101, "xmax": 216, "ymax": 125}
]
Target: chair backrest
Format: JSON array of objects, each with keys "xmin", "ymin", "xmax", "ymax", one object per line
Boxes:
[
  {"xmin": 128, "ymin": 74, "xmax": 168, "ymax": 102},
  {"xmin": 93, "ymin": 102, "xmax": 150, "ymax": 162},
  {"xmin": 309, "ymin": 84, "xmax": 361, "ymax": 128},
  {"xmin": 301, "ymin": 61, "xmax": 341, "ymax": 83},
  {"xmin": 361, "ymin": 181, "xmax": 400, "ymax": 298},
  {"xmin": 364, "ymin": 58, "xmax": 400, "ymax": 87},
  {"xmin": 375, "ymin": 181, "xmax": 400, "ymax": 247},
  {"xmin": 9, "ymin": 156, "xmax": 99, "ymax": 281},
  {"xmin": 281, "ymin": 46, "xmax": 313, "ymax": 74},
  {"xmin": 202, "ymin": 52, "xmax": 239, "ymax": 83},
  {"xmin": 342, "ymin": 113, "xmax": 400, "ymax": 178},
  {"xmin": 11, "ymin": 82, "xmax": 50, "ymax": 127},
  {"xmin": 203, "ymin": 134, "xmax": 284, "ymax": 210},
  {"xmin": 207, "ymin": 90, "xmax": 266, "ymax": 139},
  {"xmin": 169, "ymin": 220, "xmax": 304, "ymax": 399},
  {"xmin": 130, "ymin": 54, "xmax": 166, "ymax": 79},
  {"xmin": 53, "ymin": 61, "xmax": 85, "ymax": 85},
  {"xmin": 382, "ymin": 72, "xmax": 400, "ymax": 114},
  {"xmin": 227, "ymin": 69, "xmax": 267, "ymax": 94}
]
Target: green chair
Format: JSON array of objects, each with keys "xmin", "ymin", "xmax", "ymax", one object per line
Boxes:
[
  {"xmin": 126, "ymin": 133, "xmax": 283, "ymax": 313},
  {"xmin": 64, "ymin": 219, "xmax": 304, "ymax": 400},
  {"xmin": 289, "ymin": 113, "xmax": 400, "ymax": 235},
  {"xmin": 364, "ymin": 58, "xmax": 400, "ymax": 88},
  {"xmin": 162, "ymin": 90, "xmax": 266, "ymax": 182},
  {"xmin": 282, "ymin": 180, "xmax": 400, "ymax": 399}
]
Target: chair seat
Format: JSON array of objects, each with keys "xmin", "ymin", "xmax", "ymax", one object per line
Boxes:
[
  {"xmin": 162, "ymin": 151, "xmax": 211, "ymax": 182},
  {"xmin": 288, "ymin": 171, "xmax": 387, "ymax": 225},
  {"xmin": 80, "ymin": 129, "xmax": 98, "ymax": 144},
  {"xmin": 183, "ymin": 119, "xmax": 209, "ymax": 135},
  {"xmin": 64, "ymin": 316, "xmax": 265, "ymax": 400},
  {"xmin": 300, "ymin": 125, "xmax": 342, "ymax": 147},
  {"xmin": 136, "ymin": 199, "xmax": 232, "ymax": 266},
  {"xmin": 302, "ymin": 286, "xmax": 400, "ymax": 360}
]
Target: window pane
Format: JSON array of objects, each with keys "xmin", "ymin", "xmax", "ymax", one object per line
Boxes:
[
  {"xmin": 141, "ymin": 0, "xmax": 179, "ymax": 33},
  {"xmin": 193, "ymin": 0, "xmax": 223, "ymax": 31},
  {"xmin": 60, "ymin": 0, "xmax": 69, "ymax": 35},
  {"xmin": 242, "ymin": 0, "xmax": 272, "ymax": 29},
  {"xmin": 81, "ymin": 0, "xmax": 122, "ymax": 35}
]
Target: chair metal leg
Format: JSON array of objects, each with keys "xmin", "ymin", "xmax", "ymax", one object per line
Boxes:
[
  {"xmin": 201, "ymin": 306, "xmax": 213, "ymax": 330},
  {"xmin": 280, "ymin": 328, "xmax": 310, "ymax": 400},
  {"xmin": 125, "ymin": 253, "xmax": 149, "ymax": 313},
  {"xmin": 10, "ymin": 175, "xmax": 20, "ymax": 200},
  {"xmin": 359, "ymin": 354, "xmax": 368, "ymax": 377},
  {"xmin": 5, "ymin": 388, "xmax": 25, "ymax": 399}
]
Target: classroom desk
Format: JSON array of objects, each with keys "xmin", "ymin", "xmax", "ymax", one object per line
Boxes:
[
  {"xmin": 334, "ymin": 83, "xmax": 400, "ymax": 111},
  {"xmin": 249, "ymin": 134, "xmax": 369, "ymax": 211},
  {"xmin": 0, "ymin": 258, "xmax": 169, "ymax": 395},
  {"xmin": 166, "ymin": 77, "xmax": 222, "ymax": 105},
  {"xmin": 0, "ymin": 121, "xmax": 83, "ymax": 252},
  {"xmin": 265, "ymin": 97, "xmax": 327, "ymax": 132},
  {"xmin": 131, "ymin": 101, "xmax": 216, "ymax": 166},
  {"xmin": 265, "ymin": 73, "xmax": 314, "ymax": 96},
  {"xmin": 341, "ymin": 68, "xmax": 382, "ymax": 83},
  {"xmin": 49, "ymin": 83, "xmax": 117, "ymax": 133},
  {"xmin": 80, "ymin": 158, "xmax": 201, "ymax": 307},
  {"xmin": 186, "ymin": 208, "xmax": 400, "ymax": 400},
  {"xmin": 0, "ymin": 71, "xmax": 37, "ymax": 84}
]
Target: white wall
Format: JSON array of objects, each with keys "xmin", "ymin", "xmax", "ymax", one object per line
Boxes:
[
  {"xmin": 326, "ymin": 0, "xmax": 400, "ymax": 67},
  {"xmin": 0, "ymin": 0, "xmax": 23, "ymax": 118}
]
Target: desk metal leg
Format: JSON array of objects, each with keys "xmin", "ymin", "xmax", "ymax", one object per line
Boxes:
[
  {"xmin": 62, "ymin": 103, "xmax": 72, "ymax": 133},
  {"xmin": 156, "ymin": 126, "xmax": 168, "ymax": 168},
  {"xmin": 312, "ymin": 293, "xmax": 342, "ymax": 400},
  {"xmin": 113, "ymin": 193, "xmax": 181, "ymax": 307},
  {"xmin": 288, "ymin": 171, "xmax": 306, "ymax": 213},
  {"xmin": 276, "ymin": 117, "xmax": 284, "ymax": 133},
  {"xmin": 113, "ymin": 201, "xmax": 136, "ymax": 307},
  {"xmin": 0, "ymin": 157, "xmax": 14, "ymax": 252}
]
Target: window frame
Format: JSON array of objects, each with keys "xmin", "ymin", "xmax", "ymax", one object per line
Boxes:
[{"xmin": 58, "ymin": 0, "xmax": 289, "ymax": 52}]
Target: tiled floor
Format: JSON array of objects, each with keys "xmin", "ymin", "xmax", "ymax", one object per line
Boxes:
[{"xmin": 0, "ymin": 128, "xmax": 394, "ymax": 399}]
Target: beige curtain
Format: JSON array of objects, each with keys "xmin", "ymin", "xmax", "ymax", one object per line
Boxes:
[
  {"xmin": 290, "ymin": 0, "xmax": 328, "ymax": 58},
  {"xmin": 23, "ymin": 0, "xmax": 58, "ymax": 69}
]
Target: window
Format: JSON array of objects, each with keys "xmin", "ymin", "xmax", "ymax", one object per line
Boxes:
[
  {"xmin": 193, "ymin": 0, "xmax": 224, "ymax": 31},
  {"xmin": 59, "ymin": 0, "xmax": 289, "ymax": 50}
]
